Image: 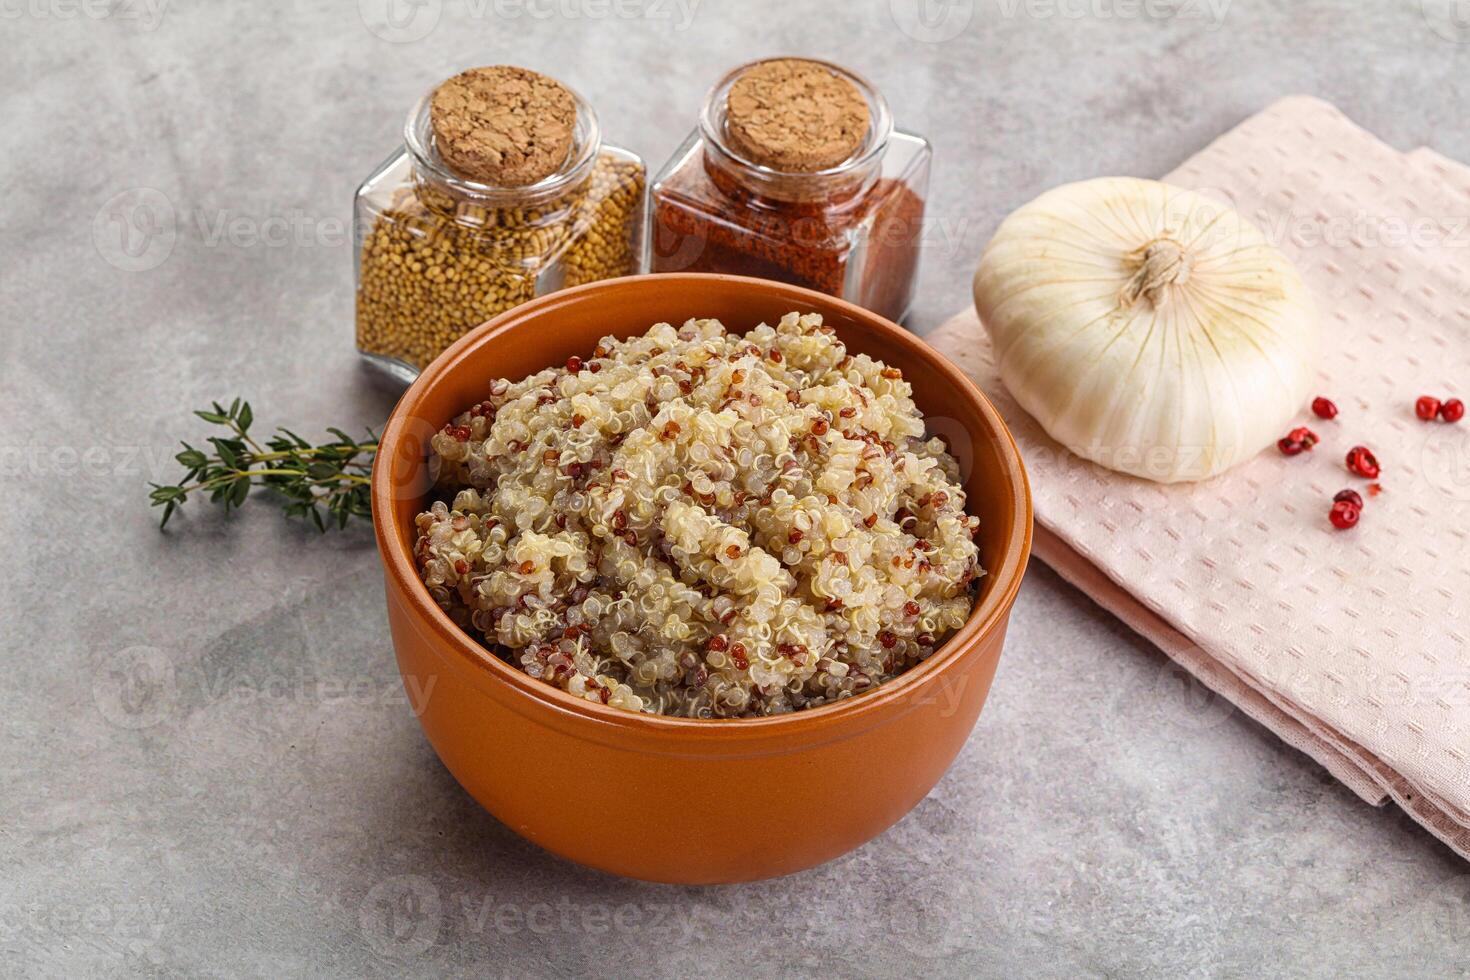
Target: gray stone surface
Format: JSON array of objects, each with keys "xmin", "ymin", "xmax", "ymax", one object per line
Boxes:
[{"xmin": 3, "ymin": 0, "xmax": 1469, "ymax": 975}]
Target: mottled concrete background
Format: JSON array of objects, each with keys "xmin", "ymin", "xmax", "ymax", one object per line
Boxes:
[{"xmin": 4, "ymin": 0, "xmax": 1470, "ymax": 976}]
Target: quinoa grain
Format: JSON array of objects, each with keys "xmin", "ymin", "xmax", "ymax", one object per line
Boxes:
[{"xmin": 414, "ymin": 312, "xmax": 983, "ymax": 718}]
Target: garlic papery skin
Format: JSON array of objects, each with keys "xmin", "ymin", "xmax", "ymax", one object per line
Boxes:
[{"xmin": 973, "ymin": 177, "xmax": 1318, "ymax": 483}]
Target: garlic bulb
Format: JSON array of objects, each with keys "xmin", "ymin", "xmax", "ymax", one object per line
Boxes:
[{"xmin": 973, "ymin": 177, "xmax": 1318, "ymax": 483}]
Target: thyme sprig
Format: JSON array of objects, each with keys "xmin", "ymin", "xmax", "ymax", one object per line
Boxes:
[{"xmin": 149, "ymin": 398, "xmax": 378, "ymax": 531}]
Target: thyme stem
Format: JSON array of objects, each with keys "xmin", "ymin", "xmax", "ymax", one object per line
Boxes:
[{"xmin": 149, "ymin": 398, "xmax": 379, "ymax": 532}]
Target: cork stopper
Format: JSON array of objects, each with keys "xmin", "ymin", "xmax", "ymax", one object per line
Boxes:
[
  {"xmin": 429, "ymin": 66, "xmax": 576, "ymax": 186},
  {"xmin": 723, "ymin": 58, "xmax": 871, "ymax": 173}
]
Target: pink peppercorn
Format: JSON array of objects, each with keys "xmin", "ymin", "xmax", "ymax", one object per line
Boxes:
[{"xmin": 1329, "ymin": 500, "xmax": 1360, "ymax": 530}]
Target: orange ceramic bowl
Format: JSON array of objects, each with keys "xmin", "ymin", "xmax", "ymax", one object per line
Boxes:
[{"xmin": 371, "ymin": 274, "xmax": 1032, "ymax": 884}]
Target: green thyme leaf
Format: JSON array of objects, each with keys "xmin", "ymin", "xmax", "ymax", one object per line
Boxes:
[{"xmin": 152, "ymin": 399, "xmax": 379, "ymax": 531}]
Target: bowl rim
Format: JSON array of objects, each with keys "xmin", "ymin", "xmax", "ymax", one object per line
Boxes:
[{"xmin": 371, "ymin": 273, "xmax": 1032, "ymax": 739}]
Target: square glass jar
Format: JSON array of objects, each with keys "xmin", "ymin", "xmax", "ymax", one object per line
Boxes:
[
  {"xmin": 355, "ymin": 89, "xmax": 645, "ymax": 382},
  {"xmin": 648, "ymin": 60, "xmax": 930, "ymax": 324}
]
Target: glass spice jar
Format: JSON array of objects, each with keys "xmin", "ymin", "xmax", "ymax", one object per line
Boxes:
[
  {"xmin": 355, "ymin": 66, "xmax": 646, "ymax": 382},
  {"xmin": 648, "ymin": 57, "xmax": 930, "ymax": 323}
]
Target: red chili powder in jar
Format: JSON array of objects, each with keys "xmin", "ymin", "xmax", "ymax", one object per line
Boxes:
[
  {"xmin": 651, "ymin": 163, "xmax": 925, "ymax": 323},
  {"xmin": 649, "ymin": 58, "xmax": 929, "ymax": 323}
]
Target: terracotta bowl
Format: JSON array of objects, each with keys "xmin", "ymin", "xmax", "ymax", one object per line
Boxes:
[{"xmin": 371, "ymin": 273, "xmax": 1032, "ymax": 884}]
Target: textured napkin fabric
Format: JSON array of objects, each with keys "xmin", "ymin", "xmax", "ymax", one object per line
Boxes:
[{"xmin": 930, "ymin": 96, "xmax": 1470, "ymax": 859}]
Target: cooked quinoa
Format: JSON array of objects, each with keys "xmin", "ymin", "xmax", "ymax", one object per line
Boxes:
[{"xmin": 414, "ymin": 312, "xmax": 983, "ymax": 718}]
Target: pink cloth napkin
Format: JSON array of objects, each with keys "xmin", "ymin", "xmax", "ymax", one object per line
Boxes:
[{"xmin": 930, "ymin": 96, "xmax": 1470, "ymax": 859}]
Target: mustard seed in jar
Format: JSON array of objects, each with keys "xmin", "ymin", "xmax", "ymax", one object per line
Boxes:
[{"xmin": 354, "ymin": 66, "xmax": 646, "ymax": 382}]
